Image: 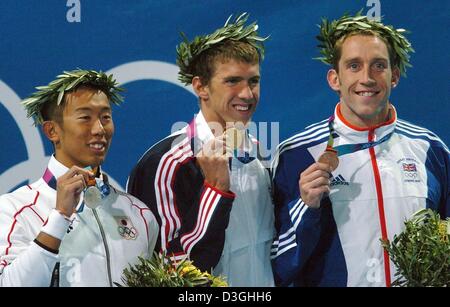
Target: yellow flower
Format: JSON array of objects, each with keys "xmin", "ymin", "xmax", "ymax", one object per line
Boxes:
[
  {"xmin": 120, "ymin": 253, "xmax": 228, "ymax": 287},
  {"xmin": 438, "ymin": 220, "xmax": 449, "ymax": 243}
]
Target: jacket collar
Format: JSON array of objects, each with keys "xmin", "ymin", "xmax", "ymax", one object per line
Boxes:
[
  {"xmin": 193, "ymin": 111, "xmax": 215, "ymax": 146},
  {"xmin": 43, "ymin": 155, "xmax": 103, "ymax": 190},
  {"xmin": 46, "ymin": 155, "xmax": 69, "ymax": 180},
  {"xmin": 333, "ymin": 102, "xmax": 397, "ymax": 143}
]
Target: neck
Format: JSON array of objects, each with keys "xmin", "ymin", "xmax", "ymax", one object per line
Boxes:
[
  {"xmin": 200, "ymin": 109, "xmax": 227, "ymax": 137},
  {"xmin": 339, "ymin": 102, "xmax": 392, "ymax": 129},
  {"xmin": 53, "ymin": 152, "xmax": 99, "ymax": 172}
]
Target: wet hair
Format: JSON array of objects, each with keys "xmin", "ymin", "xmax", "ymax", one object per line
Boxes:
[
  {"xmin": 40, "ymin": 84, "xmax": 109, "ymax": 124},
  {"xmin": 190, "ymin": 40, "xmax": 260, "ymax": 85}
]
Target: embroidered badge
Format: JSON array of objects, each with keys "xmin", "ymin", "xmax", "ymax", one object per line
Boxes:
[
  {"xmin": 397, "ymin": 158, "xmax": 421, "ymax": 183},
  {"xmin": 114, "ymin": 216, "xmax": 138, "ymax": 240}
]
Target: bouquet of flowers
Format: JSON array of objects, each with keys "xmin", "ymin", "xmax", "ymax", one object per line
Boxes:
[
  {"xmin": 117, "ymin": 252, "xmax": 227, "ymax": 287},
  {"xmin": 381, "ymin": 208, "xmax": 449, "ymax": 287}
]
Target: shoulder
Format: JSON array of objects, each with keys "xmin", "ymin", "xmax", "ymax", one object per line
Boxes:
[
  {"xmin": 277, "ymin": 118, "xmax": 329, "ymax": 156},
  {"xmin": 133, "ymin": 130, "xmax": 191, "ymax": 171},
  {"xmin": 0, "ymin": 184, "xmax": 41, "ymax": 211},
  {"xmin": 396, "ymin": 119, "xmax": 449, "ymax": 153},
  {"xmin": 271, "ymin": 118, "xmax": 330, "ymax": 172},
  {"xmin": 0, "ymin": 182, "xmax": 49, "ymax": 225}
]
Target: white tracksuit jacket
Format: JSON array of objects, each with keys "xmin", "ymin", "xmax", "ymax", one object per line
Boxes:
[
  {"xmin": 271, "ymin": 104, "xmax": 449, "ymax": 286},
  {"xmin": 0, "ymin": 156, "xmax": 158, "ymax": 286}
]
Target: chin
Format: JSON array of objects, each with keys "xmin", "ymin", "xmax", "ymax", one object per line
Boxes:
[
  {"xmin": 233, "ymin": 114, "xmax": 253, "ymax": 123},
  {"xmin": 88, "ymin": 157, "xmax": 105, "ymax": 168}
]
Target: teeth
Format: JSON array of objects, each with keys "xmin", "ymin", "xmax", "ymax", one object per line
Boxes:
[
  {"xmin": 90, "ymin": 144, "xmax": 104, "ymax": 150},
  {"xmin": 235, "ymin": 105, "xmax": 249, "ymax": 111},
  {"xmin": 357, "ymin": 91, "xmax": 376, "ymax": 97}
]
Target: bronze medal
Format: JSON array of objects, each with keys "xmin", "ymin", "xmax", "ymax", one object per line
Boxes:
[{"xmin": 318, "ymin": 150, "xmax": 339, "ymax": 172}]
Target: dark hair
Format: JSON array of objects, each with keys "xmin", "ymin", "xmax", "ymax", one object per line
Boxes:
[{"xmin": 41, "ymin": 84, "xmax": 109, "ymax": 124}]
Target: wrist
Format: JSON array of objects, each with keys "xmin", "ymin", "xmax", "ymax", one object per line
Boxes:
[
  {"xmin": 41, "ymin": 209, "xmax": 72, "ymax": 241},
  {"xmin": 55, "ymin": 208, "xmax": 74, "ymax": 221},
  {"xmin": 204, "ymin": 181, "xmax": 235, "ymax": 199}
]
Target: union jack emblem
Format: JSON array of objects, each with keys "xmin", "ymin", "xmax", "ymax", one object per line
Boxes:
[{"xmin": 402, "ymin": 163, "xmax": 417, "ymax": 172}]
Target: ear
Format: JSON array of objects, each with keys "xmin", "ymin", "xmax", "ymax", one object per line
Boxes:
[
  {"xmin": 192, "ymin": 76, "xmax": 209, "ymax": 101},
  {"xmin": 391, "ymin": 66, "xmax": 400, "ymax": 88},
  {"xmin": 42, "ymin": 121, "xmax": 61, "ymax": 144},
  {"xmin": 327, "ymin": 69, "xmax": 341, "ymax": 93}
]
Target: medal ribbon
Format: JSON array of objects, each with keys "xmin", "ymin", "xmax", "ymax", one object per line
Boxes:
[
  {"xmin": 326, "ymin": 115, "xmax": 393, "ymax": 156},
  {"xmin": 83, "ymin": 166, "xmax": 110, "ymax": 210}
]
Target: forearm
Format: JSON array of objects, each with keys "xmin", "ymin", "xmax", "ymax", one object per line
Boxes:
[
  {"xmin": 0, "ymin": 242, "xmax": 58, "ymax": 287},
  {"xmin": 175, "ymin": 182, "xmax": 234, "ymax": 271},
  {"xmin": 1, "ymin": 209, "xmax": 70, "ymax": 286}
]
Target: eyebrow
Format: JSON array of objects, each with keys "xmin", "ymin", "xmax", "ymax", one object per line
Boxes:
[
  {"xmin": 223, "ymin": 76, "xmax": 243, "ymax": 80},
  {"xmin": 74, "ymin": 107, "xmax": 112, "ymax": 112},
  {"xmin": 223, "ymin": 75, "xmax": 260, "ymax": 81},
  {"xmin": 343, "ymin": 57, "xmax": 388, "ymax": 65}
]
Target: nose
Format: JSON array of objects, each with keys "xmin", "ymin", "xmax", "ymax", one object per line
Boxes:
[
  {"xmin": 360, "ymin": 67, "xmax": 376, "ymax": 86},
  {"xmin": 91, "ymin": 119, "xmax": 105, "ymax": 136},
  {"xmin": 238, "ymin": 84, "xmax": 254, "ymax": 101}
]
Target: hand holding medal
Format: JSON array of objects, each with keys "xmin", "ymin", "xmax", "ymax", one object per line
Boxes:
[
  {"xmin": 55, "ymin": 166, "xmax": 94, "ymax": 217},
  {"xmin": 195, "ymin": 128, "xmax": 237, "ymax": 193},
  {"xmin": 298, "ymin": 147, "xmax": 338, "ymax": 209},
  {"xmin": 298, "ymin": 119, "xmax": 339, "ymax": 209},
  {"xmin": 319, "ymin": 117, "xmax": 340, "ymax": 173}
]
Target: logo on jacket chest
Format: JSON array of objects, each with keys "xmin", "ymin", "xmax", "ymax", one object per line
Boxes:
[
  {"xmin": 397, "ymin": 157, "xmax": 421, "ymax": 183},
  {"xmin": 114, "ymin": 216, "xmax": 138, "ymax": 240},
  {"xmin": 330, "ymin": 174, "xmax": 350, "ymax": 186}
]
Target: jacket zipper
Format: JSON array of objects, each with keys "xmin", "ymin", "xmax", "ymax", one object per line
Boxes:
[
  {"xmin": 368, "ymin": 129, "xmax": 391, "ymax": 287},
  {"xmin": 93, "ymin": 209, "xmax": 113, "ymax": 286}
]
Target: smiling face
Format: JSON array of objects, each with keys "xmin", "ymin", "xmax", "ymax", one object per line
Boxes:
[
  {"xmin": 44, "ymin": 86, "xmax": 114, "ymax": 169},
  {"xmin": 327, "ymin": 34, "xmax": 400, "ymax": 127},
  {"xmin": 193, "ymin": 58, "xmax": 260, "ymax": 132}
]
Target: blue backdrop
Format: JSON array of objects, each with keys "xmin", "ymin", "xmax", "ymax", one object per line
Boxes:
[{"xmin": 1, "ymin": 0, "xmax": 449, "ymax": 193}]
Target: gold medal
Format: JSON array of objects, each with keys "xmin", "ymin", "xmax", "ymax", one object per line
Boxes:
[
  {"xmin": 318, "ymin": 150, "xmax": 339, "ymax": 172},
  {"xmin": 224, "ymin": 127, "xmax": 244, "ymax": 150}
]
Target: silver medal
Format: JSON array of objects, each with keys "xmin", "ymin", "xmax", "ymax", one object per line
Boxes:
[{"xmin": 84, "ymin": 185, "xmax": 102, "ymax": 209}]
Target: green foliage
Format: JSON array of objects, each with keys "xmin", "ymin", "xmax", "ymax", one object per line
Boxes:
[
  {"xmin": 22, "ymin": 69, "xmax": 124, "ymax": 125},
  {"xmin": 116, "ymin": 252, "xmax": 228, "ymax": 287},
  {"xmin": 381, "ymin": 209, "xmax": 450, "ymax": 287},
  {"xmin": 176, "ymin": 12, "xmax": 267, "ymax": 85},
  {"xmin": 315, "ymin": 10, "xmax": 414, "ymax": 76}
]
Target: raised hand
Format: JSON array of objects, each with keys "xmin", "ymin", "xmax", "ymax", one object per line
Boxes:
[
  {"xmin": 299, "ymin": 162, "xmax": 332, "ymax": 209},
  {"xmin": 55, "ymin": 166, "xmax": 94, "ymax": 217},
  {"xmin": 196, "ymin": 135, "xmax": 232, "ymax": 192}
]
